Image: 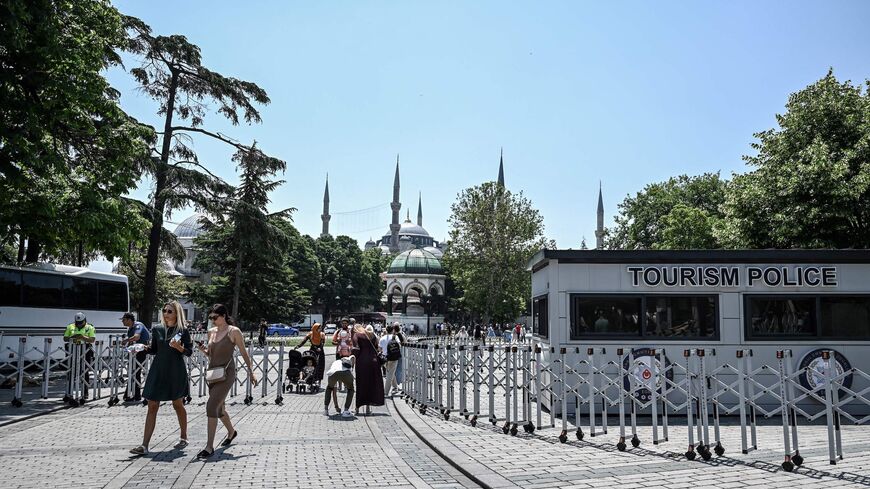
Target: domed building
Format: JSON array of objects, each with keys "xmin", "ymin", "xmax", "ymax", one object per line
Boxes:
[{"xmin": 383, "ymin": 248, "xmax": 446, "ymax": 325}]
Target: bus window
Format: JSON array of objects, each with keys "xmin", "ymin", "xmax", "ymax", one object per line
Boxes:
[
  {"xmin": 62, "ymin": 277, "xmax": 98, "ymax": 310},
  {"xmin": 22, "ymin": 272, "xmax": 63, "ymax": 307},
  {"xmin": 98, "ymin": 281, "xmax": 128, "ymax": 311},
  {"xmin": 0, "ymin": 269, "xmax": 22, "ymax": 306}
]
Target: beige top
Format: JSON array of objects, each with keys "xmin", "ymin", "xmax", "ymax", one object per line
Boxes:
[{"xmin": 208, "ymin": 328, "xmax": 236, "ymax": 370}]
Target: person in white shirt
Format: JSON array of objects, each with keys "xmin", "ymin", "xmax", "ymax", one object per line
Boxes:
[
  {"xmin": 379, "ymin": 323, "xmax": 403, "ymax": 396},
  {"xmin": 324, "ymin": 355, "xmax": 355, "ymax": 417}
]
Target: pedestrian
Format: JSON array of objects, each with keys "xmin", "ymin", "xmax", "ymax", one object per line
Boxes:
[
  {"xmin": 295, "ymin": 322, "xmax": 326, "ymax": 386},
  {"xmin": 473, "ymin": 324, "xmax": 482, "ymax": 342},
  {"xmin": 486, "ymin": 324, "xmax": 496, "ymax": 344},
  {"xmin": 324, "ymin": 355, "xmax": 355, "ymax": 417},
  {"xmin": 379, "ymin": 323, "xmax": 402, "ymax": 397},
  {"xmin": 196, "ymin": 304, "xmax": 258, "ymax": 459},
  {"xmin": 121, "ymin": 312, "xmax": 150, "ymax": 402},
  {"xmin": 352, "ymin": 323, "xmax": 385, "ymax": 414},
  {"xmin": 257, "ymin": 318, "xmax": 268, "ymax": 348},
  {"xmin": 63, "ymin": 312, "xmax": 96, "ymax": 400},
  {"xmin": 333, "ymin": 318, "xmax": 351, "ymax": 360},
  {"xmin": 129, "ymin": 301, "xmax": 192, "ymax": 455}
]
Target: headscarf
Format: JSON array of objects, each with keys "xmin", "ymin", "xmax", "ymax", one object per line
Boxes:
[{"xmin": 310, "ymin": 323, "xmax": 323, "ymax": 346}]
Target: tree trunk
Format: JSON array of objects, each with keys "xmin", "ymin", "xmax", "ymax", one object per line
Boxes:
[
  {"xmin": 17, "ymin": 235, "xmax": 25, "ymax": 262},
  {"xmin": 232, "ymin": 248, "xmax": 242, "ymax": 318},
  {"xmin": 141, "ymin": 71, "xmax": 179, "ymax": 328},
  {"xmin": 24, "ymin": 237, "xmax": 41, "ymax": 262},
  {"xmin": 77, "ymin": 241, "xmax": 83, "ymax": 267}
]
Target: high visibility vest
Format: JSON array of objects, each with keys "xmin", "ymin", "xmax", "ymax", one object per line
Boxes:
[{"xmin": 64, "ymin": 322, "xmax": 96, "ymax": 344}]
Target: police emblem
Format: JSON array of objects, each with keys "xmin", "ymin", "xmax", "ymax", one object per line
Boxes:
[{"xmin": 797, "ymin": 348, "xmax": 853, "ymax": 399}]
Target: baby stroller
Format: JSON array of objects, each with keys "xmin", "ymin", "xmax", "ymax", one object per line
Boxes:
[
  {"xmin": 283, "ymin": 349, "xmax": 303, "ymax": 393},
  {"xmin": 297, "ymin": 350, "xmax": 320, "ymax": 393}
]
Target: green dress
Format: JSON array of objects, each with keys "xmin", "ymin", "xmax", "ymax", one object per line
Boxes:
[{"xmin": 142, "ymin": 325, "xmax": 193, "ymax": 401}]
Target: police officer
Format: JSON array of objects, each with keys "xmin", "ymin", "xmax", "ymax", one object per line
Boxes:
[
  {"xmin": 122, "ymin": 312, "xmax": 150, "ymax": 401},
  {"xmin": 64, "ymin": 312, "xmax": 96, "ymax": 400}
]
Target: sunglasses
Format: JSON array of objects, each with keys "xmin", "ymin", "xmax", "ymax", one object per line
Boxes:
[
  {"xmin": 162, "ymin": 309, "xmax": 175, "ymax": 314},
  {"xmin": 208, "ymin": 315, "xmax": 220, "ymax": 321}
]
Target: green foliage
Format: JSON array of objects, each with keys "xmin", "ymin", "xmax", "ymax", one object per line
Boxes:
[
  {"xmin": 310, "ymin": 236, "xmax": 386, "ymax": 321},
  {"xmin": 604, "ymin": 173, "xmax": 727, "ymax": 250},
  {"xmin": 123, "ymin": 16, "xmax": 277, "ymax": 323},
  {"xmin": 0, "ymin": 0, "xmax": 154, "ymax": 262},
  {"xmin": 444, "ymin": 182, "xmax": 548, "ymax": 323},
  {"xmin": 717, "ymin": 71, "xmax": 870, "ymax": 248},
  {"xmin": 118, "ymin": 249, "xmax": 189, "ymax": 315}
]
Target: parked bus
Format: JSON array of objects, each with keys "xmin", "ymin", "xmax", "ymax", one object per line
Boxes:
[{"xmin": 0, "ymin": 263, "xmax": 130, "ymax": 355}]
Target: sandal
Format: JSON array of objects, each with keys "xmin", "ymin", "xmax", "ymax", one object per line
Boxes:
[
  {"xmin": 220, "ymin": 430, "xmax": 238, "ymax": 447},
  {"xmin": 197, "ymin": 448, "xmax": 214, "ymax": 459},
  {"xmin": 129, "ymin": 445, "xmax": 148, "ymax": 456}
]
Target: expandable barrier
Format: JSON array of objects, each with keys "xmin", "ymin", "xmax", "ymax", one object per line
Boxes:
[
  {"xmin": 400, "ymin": 339, "xmax": 870, "ymax": 472},
  {"xmin": 0, "ymin": 336, "xmax": 317, "ymax": 409}
]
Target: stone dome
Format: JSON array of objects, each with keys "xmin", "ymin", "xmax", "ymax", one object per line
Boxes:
[
  {"xmin": 423, "ymin": 246, "xmax": 444, "ymax": 258},
  {"xmin": 174, "ymin": 213, "xmax": 206, "ymax": 238},
  {"xmin": 388, "ymin": 248, "xmax": 443, "ymax": 275}
]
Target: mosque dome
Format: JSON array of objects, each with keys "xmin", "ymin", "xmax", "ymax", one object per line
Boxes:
[
  {"xmin": 388, "ymin": 248, "xmax": 443, "ymax": 275},
  {"xmin": 398, "ymin": 220, "xmax": 430, "ymax": 237},
  {"xmin": 174, "ymin": 214, "xmax": 206, "ymax": 238},
  {"xmin": 422, "ymin": 246, "xmax": 443, "ymax": 258}
]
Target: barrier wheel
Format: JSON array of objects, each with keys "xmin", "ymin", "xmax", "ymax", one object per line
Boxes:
[
  {"xmin": 470, "ymin": 418, "xmax": 477, "ymax": 427},
  {"xmin": 526, "ymin": 422, "xmax": 535, "ymax": 434},
  {"xmin": 631, "ymin": 435, "xmax": 640, "ymax": 448},
  {"xmin": 275, "ymin": 396, "xmax": 283, "ymax": 405},
  {"xmin": 490, "ymin": 417, "xmax": 497, "ymax": 426},
  {"xmin": 444, "ymin": 413, "xmax": 450, "ymax": 421},
  {"xmin": 558, "ymin": 431, "xmax": 568, "ymax": 443},
  {"xmin": 700, "ymin": 448, "xmax": 712, "ymax": 461},
  {"xmin": 62, "ymin": 395, "xmax": 71, "ymax": 404},
  {"xmin": 792, "ymin": 454, "xmax": 803, "ymax": 466},
  {"xmin": 78, "ymin": 398, "xmax": 86, "ymax": 406},
  {"xmin": 510, "ymin": 424, "xmax": 518, "ymax": 436},
  {"xmin": 575, "ymin": 428, "xmax": 584, "ymax": 441},
  {"xmin": 781, "ymin": 461, "xmax": 794, "ymax": 472},
  {"xmin": 714, "ymin": 443, "xmax": 725, "ymax": 457},
  {"xmin": 502, "ymin": 422, "xmax": 510, "ymax": 434},
  {"xmin": 11, "ymin": 398, "xmax": 22, "ymax": 408},
  {"xmin": 420, "ymin": 407, "xmax": 426, "ymax": 415},
  {"xmin": 617, "ymin": 441, "xmax": 627, "ymax": 452},
  {"xmin": 685, "ymin": 450, "xmax": 696, "ymax": 461},
  {"xmin": 123, "ymin": 395, "xmax": 131, "ymax": 402}
]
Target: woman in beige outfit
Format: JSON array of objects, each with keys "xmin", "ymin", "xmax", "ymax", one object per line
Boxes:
[{"xmin": 196, "ymin": 304, "xmax": 257, "ymax": 459}]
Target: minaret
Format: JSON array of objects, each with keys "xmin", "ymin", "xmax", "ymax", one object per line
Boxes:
[
  {"xmin": 389, "ymin": 155, "xmax": 401, "ymax": 253},
  {"xmin": 417, "ymin": 192, "xmax": 423, "ymax": 226},
  {"xmin": 320, "ymin": 174, "xmax": 330, "ymax": 238},
  {"xmin": 497, "ymin": 148, "xmax": 505, "ymax": 187},
  {"xmin": 595, "ymin": 182, "xmax": 605, "ymax": 249}
]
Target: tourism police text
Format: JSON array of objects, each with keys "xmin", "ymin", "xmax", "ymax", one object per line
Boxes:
[{"xmin": 626, "ymin": 266, "xmax": 838, "ymax": 288}]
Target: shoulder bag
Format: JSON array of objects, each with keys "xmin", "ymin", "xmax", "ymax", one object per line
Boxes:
[{"xmin": 368, "ymin": 335, "xmax": 387, "ymax": 366}]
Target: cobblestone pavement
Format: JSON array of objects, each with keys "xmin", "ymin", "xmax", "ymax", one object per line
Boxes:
[
  {"xmin": 394, "ymin": 394, "xmax": 870, "ymax": 489},
  {"xmin": 0, "ymin": 388, "xmax": 475, "ymax": 488}
]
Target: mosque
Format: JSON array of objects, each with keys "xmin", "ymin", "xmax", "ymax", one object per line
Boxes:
[{"xmin": 167, "ymin": 152, "xmax": 607, "ymax": 328}]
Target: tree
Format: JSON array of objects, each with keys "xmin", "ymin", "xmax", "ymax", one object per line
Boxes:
[
  {"xmin": 0, "ymin": 0, "xmax": 154, "ymax": 263},
  {"xmin": 717, "ymin": 71, "xmax": 870, "ymax": 248},
  {"xmin": 123, "ymin": 17, "xmax": 277, "ymax": 325},
  {"xmin": 604, "ymin": 173, "xmax": 727, "ymax": 250},
  {"xmin": 311, "ymin": 236, "xmax": 385, "ymax": 321},
  {"xmin": 444, "ymin": 182, "xmax": 548, "ymax": 324}
]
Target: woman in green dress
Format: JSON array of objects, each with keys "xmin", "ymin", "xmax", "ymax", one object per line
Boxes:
[{"xmin": 129, "ymin": 301, "xmax": 193, "ymax": 455}]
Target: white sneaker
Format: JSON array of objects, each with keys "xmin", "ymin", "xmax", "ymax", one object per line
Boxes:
[
  {"xmin": 341, "ymin": 410, "xmax": 353, "ymax": 418},
  {"xmin": 324, "ymin": 408, "xmax": 330, "ymax": 416}
]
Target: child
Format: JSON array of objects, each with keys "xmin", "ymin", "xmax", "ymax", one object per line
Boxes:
[{"xmin": 300, "ymin": 357, "xmax": 316, "ymax": 384}]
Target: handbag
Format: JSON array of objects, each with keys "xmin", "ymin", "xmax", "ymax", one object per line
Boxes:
[
  {"xmin": 206, "ymin": 358, "xmax": 232, "ymax": 384},
  {"xmin": 368, "ymin": 335, "xmax": 387, "ymax": 366}
]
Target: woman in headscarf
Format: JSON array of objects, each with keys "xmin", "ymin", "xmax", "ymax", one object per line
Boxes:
[
  {"xmin": 352, "ymin": 324, "xmax": 385, "ymax": 414},
  {"xmin": 295, "ymin": 322, "xmax": 326, "ymax": 385}
]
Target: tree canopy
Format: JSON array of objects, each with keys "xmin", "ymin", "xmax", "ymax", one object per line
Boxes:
[{"xmin": 444, "ymin": 182, "xmax": 548, "ymax": 323}]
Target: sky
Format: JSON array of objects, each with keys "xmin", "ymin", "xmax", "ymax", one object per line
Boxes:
[{"xmin": 107, "ymin": 0, "xmax": 870, "ymax": 249}]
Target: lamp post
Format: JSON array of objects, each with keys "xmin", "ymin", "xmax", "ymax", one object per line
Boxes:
[{"xmin": 422, "ymin": 293, "xmax": 431, "ymax": 336}]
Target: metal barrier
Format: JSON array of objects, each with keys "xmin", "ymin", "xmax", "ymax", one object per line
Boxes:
[{"xmin": 400, "ymin": 338, "xmax": 870, "ymax": 472}]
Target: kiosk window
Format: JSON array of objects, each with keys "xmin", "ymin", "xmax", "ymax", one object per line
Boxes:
[
  {"xmin": 746, "ymin": 297, "xmax": 816, "ymax": 338},
  {"xmin": 821, "ymin": 297, "xmax": 870, "ymax": 339},
  {"xmin": 533, "ymin": 295, "xmax": 549, "ymax": 338},
  {"xmin": 644, "ymin": 296, "xmax": 717, "ymax": 339},
  {"xmin": 571, "ymin": 296, "xmax": 641, "ymax": 339}
]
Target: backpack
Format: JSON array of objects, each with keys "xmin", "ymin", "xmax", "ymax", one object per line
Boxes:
[{"xmin": 386, "ymin": 335, "xmax": 402, "ymax": 361}]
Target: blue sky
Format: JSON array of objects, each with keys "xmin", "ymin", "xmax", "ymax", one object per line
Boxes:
[{"xmin": 108, "ymin": 0, "xmax": 870, "ymax": 249}]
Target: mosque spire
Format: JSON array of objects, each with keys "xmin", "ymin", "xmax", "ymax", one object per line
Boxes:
[
  {"xmin": 389, "ymin": 155, "xmax": 401, "ymax": 253},
  {"xmin": 595, "ymin": 181, "xmax": 605, "ymax": 249},
  {"xmin": 417, "ymin": 192, "xmax": 423, "ymax": 226},
  {"xmin": 497, "ymin": 147, "xmax": 505, "ymax": 187},
  {"xmin": 320, "ymin": 174, "xmax": 330, "ymax": 238}
]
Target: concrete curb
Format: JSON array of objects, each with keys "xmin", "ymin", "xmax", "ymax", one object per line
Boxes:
[
  {"xmin": 0, "ymin": 402, "xmax": 72, "ymax": 428},
  {"xmin": 391, "ymin": 397, "xmax": 520, "ymax": 489}
]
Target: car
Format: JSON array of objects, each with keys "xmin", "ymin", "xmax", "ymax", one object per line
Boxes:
[
  {"xmin": 267, "ymin": 324, "xmax": 299, "ymax": 336},
  {"xmin": 323, "ymin": 323, "xmax": 337, "ymax": 334}
]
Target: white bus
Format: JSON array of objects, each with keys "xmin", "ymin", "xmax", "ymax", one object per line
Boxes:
[{"xmin": 0, "ymin": 263, "xmax": 130, "ymax": 354}]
